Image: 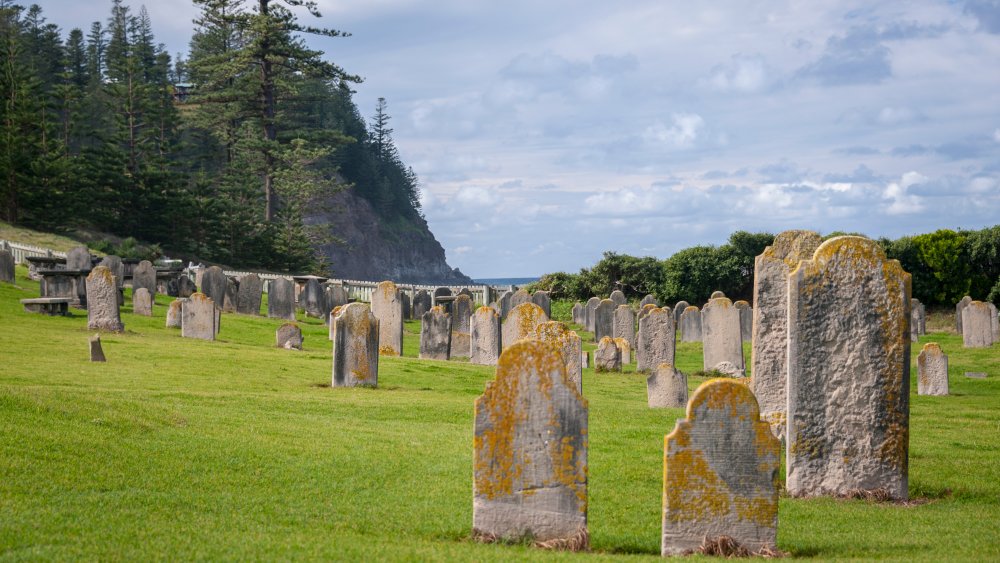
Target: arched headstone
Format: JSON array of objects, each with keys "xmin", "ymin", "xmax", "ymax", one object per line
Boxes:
[
  {"xmin": 470, "ymin": 306, "xmax": 501, "ymax": 365},
  {"xmin": 331, "ymin": 303, "xmax": 379, "ymax": 387},
  {"xmin": 86, "ymin": 266, "xmax": 124, "ymax": 332},
  {"xmin": 501, "ymin": 302, "xmax": 547, "ymax": 351},
  {"xmin": 371, "ymin": 280, "xmax": 404, "ymax": 356},
  {"xmin": 637, "ymin": 307, "xmax": 676, "ymax": 373}
]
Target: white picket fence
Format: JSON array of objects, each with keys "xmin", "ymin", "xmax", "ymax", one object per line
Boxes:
[{"xmin": 1, "ymin": 240, "xmax": 67, "ymax": 263}]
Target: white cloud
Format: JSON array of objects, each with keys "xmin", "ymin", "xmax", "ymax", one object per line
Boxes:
[
  {"xmin": 706, "ymin": 54, "xmax": 770, "ymax": 93},
  {"xmin": 643, "ymin": 113, "xmax": 705, "ymax": 148},
  {"xmin": 877, "ymin": 106, "xmax": 921, "ymax": 125},
  {"xmin": 884, "ymin": 171, "xmax": 928, "ymax": 215}
]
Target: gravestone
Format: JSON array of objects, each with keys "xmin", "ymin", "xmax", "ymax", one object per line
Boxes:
[
  {"xmin": 498, "ymin": 290, "xmax": 513, "ymax": 319},
  {"xmin": 638, "ymin": 303, "xmax": 658, "ymax": 323},
  {"xmin": 470, "ymin": 306, "xmax": 501, "ymax": 365},
  {"xmin": 990, "ymin": 302, "xmax": 1000, "ymax": 343},
  {"xmin": 420, "ymin": 306, "xmax": 452, "ymax": 360},
  {"xmin": 672, "ymin": 301, "xmax": 689, "ymax": 325},
  {"xmin": 911, "ymin": 298, "xmax": 925, "ymax": 336},
  {"xmin": 371, "ymin": 280, "xmax": 404, "ymax": 356},
  {"xmin": 0, "ymin": 247, "xmax": 14, "ymax": 283},
  {"xmin": 501, "ymin": 302, "xmax": 548, "ymax": 351},
  {"xmin": 594, "ymin": 336, "xmax": 621, "ymax": 373},
  {"xmin": 646, "ymin": 363, "xmax": 687, "ymax": 408},
  {"xmin": 613, "ymin": 337, "xmax": 632, "ymax": 365},
  {"xmin": 176, "ymin": 274, "xmax": 196, "ymax": 298},
  {"xmin": 534, "ymin": 321, "xmax": 583, "ymax": 392},
  {"xmin": 89, "ymin": 334, "xmax": 106, "ymax": 362},
  {"xmin": 132, "ymin": 287, "xmax": 153, "ymax": 316},
  {"xmin": 710, "ymin": 290, "xmax": 725, "ymax": 299},
  {"xmin": 473, "ymin": 340, "xmax": 588, "ymax": 547},
  {"xmin": 585, "ymin": 297, "xmax": 601, "ymax": 333},
  {"xmin": 450, "ymin": 294, "xmax": 474, "ymax": 357},
  {"xmin": 401, "ymin": 292, "xmax": 411, "ymax": 320},
  {"xmin": 787, "ymin": 236, "xmax": 910, "ymax": 500},
  {"xmin": 300, "ymin": 278, "xmax": 325, "ymax": 318},
  {"xmin": 679, "ymin": 306, "xmax": 702, "ymax": 342},
  {"xmin": 593, "ymin": 299, "xmax": 616, "ymax": 342},
  {"xmin": 734, "ymin": 300, "xmax": 752, "ymax": 342},
  {"xmin": 509, "ymin": 289, "xmax": 531, "ymax": 315},
  {"xmin": 613, "ymin": 304, "xmax": 636, "ymax": 350},
  {"xmin": 910, "ymin": 304, "xmax": 920, "ymax": 342},
  {"xmin": 276, "ymin": 323, "xmax": 303, "ymax": 350},
  {"xmin": 267, "ymin": 277, "xmax": 296, "ymax": 321},
  {"xmin": 132, "ymin": 260, "xmax": 157, "ymax": 297},
  {"xmin": 702, "ymin": 297, "xmax": 745, "ymax": 374},
  {"xmin": 166, "ymin": 298, "xmax": 185, "ymax": 328},
  {"xmin": 640, "ymin": 294, "xmax": 659, "ymax": 308},
  {"xmin": 917, "ymin": 343, "xmax": 948, "ymax": 396},
  {"xmin": 327, "ymin": 284, "xmax": 349, "ymax": 310},
  {"xmin": 965, "ymin": 372, "xmax": 987, "ymax": 379},
  {"xmin": 531, "ymin": 290, "xmax": 551, "ymax": 319},
  {"xmin": 955, "ymin": 295, "xmax": 972, "ymax": 334},
  {"xmin": 222, "ymin": 277, "xmax": 239, "ymax": 313},
  {"xmin": 236, "ymin": 274, "xmax": 263, "ymax": 315},
  {"xmin": 412, "ymin": 290, "xmax": 432, "ymax": 320},
  {"xmin": 97, "ymin": 255, "xmax": 124, "ymax": 300},
  {"xmin": 609, "ymin": 289, "xmax": 627, "ymax": 307},
  {"xmin": 961, "ymin": 301, "xmax": 994, "ymax": 348},
  {"xmin": 181, "ymin": 293, "xmax": 217, "ymax": 341},
  {"xmin": 433, "ymin": 287, "xmax": 453, "ymax": 313},
  {"xmin": 331, "ymin": 303, "xmax": 379, "ymax": 387},
  {"xmin": 199, "ymin": 266, "xmax": 227, "ymax": 310},
  {"xmin": 661, "ymin": 378, "xmax": 779, "ymax": 556},
  {"xmin": 66, "ymin": 246, "xmax": 92, "ymax": 270},
  {"xmin": 85, "ymin": 266, "xmax": 124, "ymax": 332},
  {"xmin": 571, "ymin": 302, "xmax": 583, "ymax": 325},
  {"xmin": 637, "ymin": 307, "xmax": 676, "ymax": 373}
]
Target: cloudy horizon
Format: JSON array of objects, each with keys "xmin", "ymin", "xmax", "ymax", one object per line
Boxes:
[{"xmin": 29, "ymin": 0, "xmax": 1000, "ymax": 278}]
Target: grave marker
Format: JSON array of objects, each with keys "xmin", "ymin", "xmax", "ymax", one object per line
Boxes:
[
  {"xmin": 331, "ymin": 303, "xmax": 379, "ymax": 387},
  {"xmin": 470, "ymin": 306, "xmax": 501, "ymax": 365},
  {"xmin": 917, "ymin": 343, "xmax": 948, "ymax": 396},
  {"xmin": 371, "ymin": 280, "xmax": 404, "ymax": 356},
  {"xmin": 85, "ymin": 266, "xmax": 124, "ymax": 332},
  {"xmin": 420, "ymin": 306, "xmax": 452, "ymax": 360}
]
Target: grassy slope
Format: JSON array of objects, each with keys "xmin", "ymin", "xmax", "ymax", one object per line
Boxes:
[
  {"xmin": 1, "ymin": 268, "xmax": 999, "ymax": 561},
  {"xmin": 0, "ymin": 221, "xmax": 93, "ymax": 253}
]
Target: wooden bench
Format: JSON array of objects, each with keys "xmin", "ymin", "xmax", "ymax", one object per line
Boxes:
[{"xmin": 20, "ymin": 297, "xmax": 71, "ymax": 316}]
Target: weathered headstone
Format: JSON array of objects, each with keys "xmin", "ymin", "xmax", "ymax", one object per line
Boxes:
[
  {"xmin": 571, "ymin": 302, "xmax": 583, "ymax": 325},
  {"xmin": 331, "ymin": 303, "xmax": 379, "ymax": 387},
  {"xmin": 86, "ymin": 266, "xmax": 124, "ymax": 332},
  {"xmin": 965, "ymin": 372, "xmax": 987, "ymax": 379},
  {"xmin": 267, "ymin": 277, "xmax": 296, "ymax": 321},
  {"xmin": 612, "ymin": 304, "xmax": 636, "ymax": 350},
  {"xmin": 412, "ymin": 290, "xmax": 432, "ymax": 320},
  {"xmin": 638, "ymin": 303, "xmax": 658, "ymax": 323},
  {"xmin": 609, "ymin": 289, "xmax": 627, "ymax": 307},
  {"xmin": 661, "ymin": 378, "xmax": 779, "ymax": 556},
  {"xmin": 98, "ymin": 255, "xmax": 124, "ymax": 289},
  {"xmin": 222, "ymin": 277, "xmax": 239, "ymax": 313},
  {"xmin": 89, "ymin": 334, "xmax": 106, "ymax": 362},
  {"xmin": 673, "ymin": 301, "xmax": 689, "ymax": 325},
  {"xmin": 679, "ymin": 306, "xmax": 702, "ymax": 342},
  {"xmin": 199, "ymin": 266, "xmax": 227, "ymax": 310},
  {"xmin": 401, "ymin": 292, "xmax": 411, "ymax": 320},
  {"xmin": 646, "ymin": 363, "xmax": 687, "ymax": 408},
  {"xmin": 327, "ymin": 284, "xmax": 348, "ymax": 309},
  {"xmin": 910, "ymin": 304, "xmax": 920, "ymax": 342},
  {"xmin": 989, "ymin": 302, "xmax": 1000, "ymax": 344},
  {"xmin": 0, "ymin": 248, "xmax": 14, "ymax": 283},
  {"xmin": 166, "ymin": 298, "xmax": 185, "ymax": 328},
  {"xmin": 613, "ymin": 337, "xmax": 632, "ymax": 365},
  {"xmin": 176, "ymin": 274, "xmax": 196, "ymax": 298},
  {"xmin": 236, "ymin": 274, "xmax": 263, "ymax": 315},
  {"xmin": 595, "ymin": 336, "xmax": 621, "ymax": 372},
  {"xmin": 640, "ymin": 294, "xmax": 659, "ymax": 308},
  {"xmin": 585, "ymin": 297, "xmax": 600, "ymax": 333},
  {"xmin": 917, "ymin": 343, "xmax": 948, "ymax": 396},
  {"xmin": 132, "ymin": 287, "xmax": 153, "ymax": 316},
  {"xmin": 734, "ymin": 300, "xmax": 752, "ymax": 342},
  {"xmin": 420, "ymin": 306, "xmax": 452, "ymax": 360},
  {"xmin": 709, "ymin": 290, "xmax": 725, "ymax": 299},
  {"xmin": 787, "ymin": 236, "xmax": 910, "ymax": 500},
  {"xmin": 961, "ymin": 301, "xmax": 994, "ymax": 348},
  {"xmin": 450, "ymin": 294, "xmax": 474, "ymax": 357},
  {"xmin": 132, "ymin": 260, "xmax": 157, "ymax": 297},
  {"xmin": 593, "ymin": 299, "xmax": 615, "ymax": 342},
  {"xmin": 300, "ymin": 278, "xmax": 325, "ymax": 318},
  {"xmin": 702, "ymin": 297, "xmax": 745, "ymax": 374},
  {"xmin": 276, "ymin": 323, "xmax": 303, "ymax": 350},
  {"xmin": 510, "ymin": 289, "xmax": 531, "ymax": 312},
  {"xmin": 371, "ymin": 280, "xmax": 404, "ymax": 356},
  {"xmin": 433, "ymin": 287, "xmax": 453, "ymax": 313},
  {"xmin": 637, "ymin": 307, "xmax": 676, "ymax": 373},
  {"xmin": 470, "ymin": 306, "xmax": 501, "ymax": 365},
  {"xmin": 473, "ymin": 340, "xmax": 588, "ymax": 548},
  {"xmin": 66, "ymin": 245, "xmax": 92, "ymax": 270},
  {"xmin": 498, "ymin": 290, "xmax": 513, "ymax": 319},
  {"xmin": 181, "ymin": 292, "xmax": 217, "ymax": 341},
  {"xmin": 502, "ymin": 302, "xmax": 548, "ymax": 351},
  {"xmin": 910, "ymin": 298, "xmax": 925, "ymax": 336},
  {"xmin": 531, "ymin": 290, "xmax": 551, "ymax": 319},
  {"xmin": 534, "ymin": 321, "xmax": 583, "ymax": 392},
  {"xmin": 955, "ymin": 295, "xmax": 972, "ymax": 334}
]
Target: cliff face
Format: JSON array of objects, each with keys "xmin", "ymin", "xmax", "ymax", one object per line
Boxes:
[{"xmin": 307, "ymin": 189, "xmax": 472, "ymax": 285}]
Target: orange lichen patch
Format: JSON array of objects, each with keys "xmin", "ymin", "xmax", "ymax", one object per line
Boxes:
[
  {"xmin": 510, "ymin": 303, "xmax": 547, "ymax": 341},
  {"xmin": 760, "ymin": 230, "xmax": 823, "ymax": 269},
  {"xmin": 733, "ymin": 496, "xmax": 778, "ymax": 528},
  {"xmin": 706, "ymin": 297, "xmax": 733, "ymax": 310},
  {"xmin": 733, "ymin": 300, "xmax": 750, "ymax": 308},
  {"xmin": 168, "ymin": 300, "xmax": 183, "ymax": 312},
  {"xmin": 475, "ymin": 305, "xmax": 499, "ymax": 318},
  {"xmin": 377, "ymin": 280, "xmax": 398, "ymax": 296},
  {"xmin": 684, "ymin": 306, "xmax": 699, "ymax": 313},
  {"xmin": 189, "ymin": 292, "xmax": 210, "ymax": 304},
  {"xmin": 664, "ymin": 445, "xmax": 731, "ymax": 523},
  {"xmin": 88, "ymin": 265, "xmax": 115, "ymax": 284},
  {"xmin": 686, "ymin": 379, "xmax": 761, "ymax": 422}
]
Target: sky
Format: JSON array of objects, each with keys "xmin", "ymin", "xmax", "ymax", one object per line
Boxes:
[{"xmin": 30, "ymin": 0, "xmax": 1000, "ymax": 278}]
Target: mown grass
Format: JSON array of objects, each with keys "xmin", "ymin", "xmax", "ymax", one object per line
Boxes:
[{"xmin": 1, "ymin": 267, "xmax": 999, "ymax": 561}]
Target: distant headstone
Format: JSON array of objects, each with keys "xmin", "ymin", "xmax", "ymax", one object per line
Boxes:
[
  {"xmin": 787, "ymin": 237, "xmax": 910, "ymax": 500},
  {"xmin": 910, "ymin": 304, "xmax": 920, "ymax": 342},
  {"xmin": 300, "ymin": 278, "xmax": 325, "ymax": 318},
  {"xmin": 450, "ymin": 294, "xmax": 474, "ymax": 357},
  {"xmin": 702, "ymin": 297, "xmax": 745, "ymax": 375},
  {"xmin": 420, "ymin": 306, "xmax": 452, "ymax": 360},
  {"xmin": 679, "ymin": 306, "xmax": 702, "ymax": 342},
  {"xmin": 917, "ymin": 343, "xmax": 948, "ymax": 396},
  {"xmin": 132, "ymin": 287, "xmax": 153, "ymax": 316},
  {"xmin": 412, "ymin": 290, "xmax": 432, "ymax": 320},
  {"xmin": 710, "ymin": 290, "xmax": 725, "ymax": 299},
  {"xmin": 498, "ymin": 290, "xmax": 513, "ymax": 319},
  {"xmin": 97, "ymin": 255, "xmax": 124, "ymax": 291},
  {"xmin": 585, "ymin": 297, "xmax": 601, "ymax": 333},
  {"xmin": 646, "ymin": 363, "xmax": 687, "ymax": 408},
  {"xmin": 510, "ymin": 289, "xmax": 531, "ymax": 311},
  {"xmin": 613, "ymin": 337, "xmax": 632, "ymax": 365},
  {"xmin": 734, "ymin": 300, "xmax": 752, "ymax": 342},
  {"xmin": 910, "ymin": 298, "xmax": 925, "ymax": 336},
  {"xmin": 181, "ymin": 293, "xmax": 217, "ymax": 341},
  {"xmin": 0, "ymin": 248, "xmax": 13, "ymax": 283},
  {"xmin": 637, "ymin": 307, "xmax": 676, "ymax": 373},
  {"xmin": 610, "ymin": 290, "xmax": 627, "ymax": 307},
  {"xmin": 473, "ymin": 340, "xmax": 588, "ymax": 548},
  {"xmin": 66, "ymin": 246, "xmax": 92, "ymax": 270},
  {"xmin": 502, "ymin": 302, "xmax": 548, "ymax": 351},
  {"xmin": 276, "ymin": 323, "xmax": 303, "ymax": 350},
  {"xmin": 640, "ymin": 294, "xmax": 659, "ymax": 308},
  {"xmin": 571, "ymin": 302, "xmax": 583, "ymax": 325},
  {"xmin": 200, "ymin": 266, "xmax": 227, "ymax": 310},
  {"xmin": 955, "ymin": 296, "xmax": 972, "ymax": 334},
  {"xmin": 132, "ymin": 260, "xmax": 157, "ymax": 297},
  {"xmin": 86, "ymin": 266, "xmax": 124, "ymax": 332},
  {"xmin": 89, "ymin": 334, "xmax": 106, "ymax": 362},
  {"xmin": 371, "ymin": 281, "xmax": 404, "ymax": 356},
  {"xmin": 531, "ymin": 290, "xmax": 551, "ymax": 318},
  {"xmin": 236, "ymin": 274, "xmax": 263, "ymax": 315},
  {"xmin": 961, "ymin": 301, "xmax": 994, "ymax": 348},
  {"xmin": 613, "ymin": 304, "xmax": 636, "ymax": 350},
  {"xmin": 661, "ymin": 379, "xmax": 779, "ymax": 556},
  {"xmin": 166, "ymin": 298, "xmax": 185, "ymax": 328},
  {"xmin": 222, "ymin": 277, "xmax": 239, "ymax": 313},
  {"xmin": 401, "ymin": 292, "xmax": 411, "ymax": 320},
  {"xmin": 433, "ymin": 287, "xmax": 453, "ymax": 313},
  {"xmin": 331, "ymin": 303, "xmax": 379, "ymax": 387},
  {"xmin": 267, "ymin": 277, "xmax": 296, "ymax": 321},
  {"xmin": 534, "ymin": 321, "xmax": 583, "ymax": 392},
  {"xmin": 991, "ymin": 302, "xmax": 1000, "ymax": 343},
  {"xmin": 965, "ymin": 372, "xmax": 987, "ymax": 379},
  {"xmin": 176, "ymin": 274, "xmax": 196, "ymax": 299},
  {"xmin": 593, "ymin": 299, "xmax": 615, "ymax": 342},
  {"xmin": 470, "ymin": 306, "xmax": 501, "ymax": 365},
  {"xmin": 672, "ymin": 301, "xmax": 689, "ymax": 325},
  {"xmin": 595, "ymin": 336, "xmax": 621, "ymax": 373}
]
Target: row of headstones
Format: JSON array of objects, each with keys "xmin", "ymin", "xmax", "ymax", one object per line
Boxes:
[
  {"xmin": 955, "ymin": 296, "xmax": 1000, "ymax": 348},
  {"xmin": 574, "ymin": 293, "xmax": 752, "ymax": 344},
  {"xmin": 495, "ymin": 288, "xmax": 551, "ymax": 319}
]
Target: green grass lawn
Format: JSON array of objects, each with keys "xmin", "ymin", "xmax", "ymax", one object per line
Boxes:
[{"xmin": 2, "ymin": 268, "xmax": 999, "ymax": 560}]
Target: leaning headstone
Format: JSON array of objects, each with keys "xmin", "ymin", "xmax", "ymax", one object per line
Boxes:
[
  {"xmin": 585, "ymin": 297, "xmax": 600, "ymax": 333},
  {"xmin": 661, "ymin": 378, "xmax": 779, "ymax": 556},
  {"xmin": 420, "ymin": 306, "xmax": 452, "ymax": 361},
  {"xmin": 702, "ymin": 297, "xmax": 744, "ymax": 374},
  {"xmin": 200, "ymin": 266, "xmax": 227, "ymax": 310},
  {"xmin": 222, "ymin": 277, "xmax": 239, "ymax": 313},
  {"xmin": 613, "ymin": 337, "xmax": 632, "ymax": 365},
  {"xmin": 594, "ymin": 336, "xmax": 621, "ymax": 373},
  {"xmin": 236, "ymin": 274, "xmax": 263, "ymax": 315},
  {"xmin": 89, "ymin": 334, "xmax": 106, "ymax": 362},
  {"xmin": 470, "ymin": 306, "xmax": 501, "ymax": 365},
  {"xmin": 473, "ymin": 339, "xmax": 588, "ymax": 548},
  {"xmin": 734, "ymin": 300, "xmax": 752, "ymax": 342},
  {"xmin": 672, "ymin": 301, "xmax": 689, "ymax": 325},
  {"xmin": 610, "ymin": 289, "xmax": 627, "ymax": 307},
  {"xmin": 593, "ymin": 299, "xmax": 616, "ymax": 342},
  {"xmin": 710, "ymin": 290, "xmax": 725, "ymax": 299},
  {"xmin": 961, "ymin": 301, "xmax": 994, "ymax": 348},
  {"xmin": 176, "ymin": 274, "xmax": 196, "ymax": 298},
  {"xmin": 132, "ymin": 287, "xmax": 153, "ymax": 316},
  {"xmin": 166, "ymin": 298, "xmax": 185, "ymax": 328},
  {"xmin": 0, "ymin": 247, "xmax": 14, "ymax": 283},
  {"xmin": 646, "ymin": 363, "xmax": 687, "ymax": 408},
  {"xmin": 787, "ymin": 236, "xmax": 910, "ymax": 500},
  {"xmin": 276, "ymin": 323, "xmax": 303, "ymax": 350},
  {"xmin": 181, "ymin": 292, "xmax": 217, "ymax": 341},
  {"xmin": 371, "ymin": 280, "xmax": 404, "ymax": 356},
  {"xmin": 498, "ymin": 290, "xmax": 513, "ymax": 319},
  {"xmin": 412, "ymin": 290, "xmax": 432, "ymax": 320},
  {"xmin": 534, "ymin": 321, "xmax": 583, "ymax": 392},
  {"xmin": 331, "ymin": 303, "xmax": 379, "ymax": 387},
  {"xmin": 955, "ymin": 295, "xmax": 972, "ymax": 334},
  {"xmin": 531, "ymin": 290, "xmax": 551, "ymax": 318},
  {"xmin": 640, "ymin": 294, "xmax": 659, "ymax": 308},
  {"xmin": 571, "ymin": 302, "xmax": 584, "ymax": 325},
  {"xmin": 66, "ymin": 245, "xmax": 92, "ymax": 270},
  {"xmin": 637, "ymin": 307, "xmax": 676, "ymax": 373},
  {"xmin": 613, "ymin": 304, "xmax": 636, "ymax": 350},
  {"xmin": 132, "ymin": 260, "xmax": 157, "ymax": 297},
  {"xmin": 450, "ymin": 294, "xmax": 474, "ymax": 357},
  {"xmin": 501, "ymin": 302, "xmax": 548, "ymax": 351},
  {"xmin": 86, "ymin": 266, "xmax": 124, "ymax": 332},
  {"xmin": 917, "ymin": 343, "xmax": 948, "ymax": 396},
  {"xmin": 300, "ymin": 278, "xmax": 325, "ymax": 318},
  {"xmin": 267, "ymin": 277, "xmax": 296, "ymax": 321},
  {"xmin": 679, "ymin": 306, "xmax": 702, "ymax": 342}
]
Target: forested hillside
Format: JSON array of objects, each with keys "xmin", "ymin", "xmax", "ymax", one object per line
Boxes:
[{"xmin": 0, "ymin": 0, "xmax": 459, "ymax": 280}]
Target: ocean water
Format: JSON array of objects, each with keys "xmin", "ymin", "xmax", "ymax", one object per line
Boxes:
[{"xmin": 474, "ymin": 277, "xmax": 539, "ymax": 287}]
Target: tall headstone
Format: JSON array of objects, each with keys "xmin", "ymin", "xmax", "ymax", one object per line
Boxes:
[
  {"xmin": 181, "ymin": 292, "xmax": 217, "ymax": 341},
  {"xmin": 910, "ymin": 298, "xmax": 925, "ymax": 336},
  {"xmin": 534, "ymin": 321, "xmax": 583, "ymax": 392},
  {"xmin": 412, "ymin": 289, "xmax": 432, "ymax": 319},
  {"xmin": 0, "ymin": 247, "xmax": 13, "ymax": 283},
  {"xmin": 276, "ymin": 323, "xmax": 303, "ymax": 350},
  {"xmin": 331, "ymin": 303, "xmax": 379, "ymax": 387},
  {"xmin": 132, "ymin": 260, "xmax": 157, "ymax": 297},
  {"xmin": 646, "ymin": 363, "xmax": 687, "ymax": 408},
  {"xmin": 85, "ymin": 266, "xmax": 124, "ymax": 332},
  {"xmin": 470, "ymin": 306, "xmax": 501, "ymax": 365},
  {"xmin": 661, "ymin": 379, "xmax": 779, "ymax": 556},
  {"xmin": 531, "ymin": 290, "xmax": 551, "ymax": 319},
  {"xmin": 734, "ymin": 300, "xmax": 752, "ymax": 342},
  {"xmin": 593, "ymin": 299, "xmax": 615, "ymax": 342},
  {"xmin": 991, "ymin": 302, "xmax": 1000, "ymax": 343},
  {"xmin": 98, "ymin": 255, "xmax": 124, "ymax": 291},
  {"xmin": 401, "ymin": 292, "xmax": 411, "ymax": 320},
  {"xmin": 638, "ymin": 303, "xmax": 657, "ymax": 323},
  {"xmin": 910, "ymin": 304, "xmax": 920, "ymax": 342},
  {"xmin": 371, "ymin": 280, "xmax": 404, "ymax": 356},
  {"xmin": 420, "ymin": 306, "xmax": 452, "ymax": 361},
  {"xmin": 450, "ymin": 294, "xmax": 474, "ymax": 357},
  {"xmin": 498, "ymin": 290, "xmax": 513, "ymax": 319},
  {"xmin": 679, "ymin": 306, "xmax": 702, "ymax": 342},
  {"xmin": 637, "ymin": 307, "xmax": 676, "ymax": 373},
  {"xmin": 66, "ymin": 246, "xmax": 92, "ymax": 270},
  {"xmin": 609, "ymin": 289, "xmax": 627, "ymax": 307},
  {"xmin": 502, "ymin": 302, "xmax": 548, "ymax": 351},
  {"xmin": 222, "ymin": 277, "xmax": 239, "ymax": 313},
  {"xmin": 594, "ymin": 336, "xmax": 621, "ymax": 373},
  {"xmin": 236, "ymin": 274, "xmax": 263, "ymax": 315},
  {"xmin": 961, "ymin": 301, "xmax": 994, "ymax": 348},
  {"xmin": 702, "ymin": 297, "xmax": 745, "ymax": 374},
  {"xmin": 640, "ymin": 294, "xmax": 659, "ymax": 308},
  {"xmin": 672, "ymin": 301, "xmax": 689, "ymax": 325},
  {"xmin": 787, "ymin": 236, "xmax": 910, "ymax": 500},
  {"xmin": 612, "ymin": 304, "xmax": 636, "ymax": 350},
  {"xmin": 267, "ymin": 277, "xmax": 296, "ymax": 321},
  {"xmin": 166, "ymin": 298, "xmax": 185, "ymax": 328},
  {"xmin": 585, "ymin": 297, "xmax": 600, "ymax": 333},
  {"xmin": 955, "ymin": 295, "xmax": 972, "ymax": 334},
  {"xmin": 917, "ymin": 343, "xmax": 948, "ymax": 396},
  {"xmin": 300, "ymin": 278, "xmax": 325, "ymax": 318},
  {"xmin": 473, "ymin": 340, "xmax": 588, "ymax": 548},
  {"xmin": 132, "ymin": 287, "xmax": 153, "ymax": 316},
  {"xmin": 200, "ymin": 266, "xmax": 227, "ymax": 310}
]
